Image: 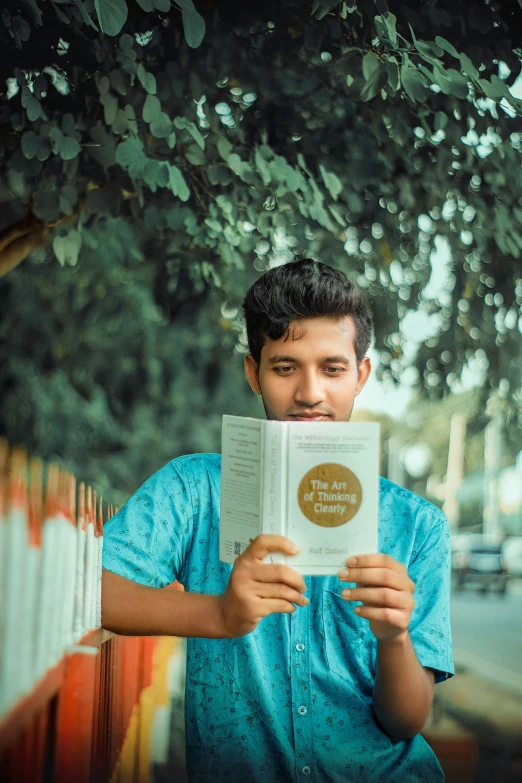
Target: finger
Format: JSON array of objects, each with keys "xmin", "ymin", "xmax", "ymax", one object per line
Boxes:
[
  {"xmin": 257, "ymin": 583, "xmax": 309, "ymax": 606},
  {"xmin": 250, "ymin": 563, "xmax": 306, "ymax": 594},
  {"xmin": 244, "ymin": 534, "xmax": 300, "ymax": 562},
  {"xmin": 261, "ymin": 599, "xmax": 299, "ymax": 616},
  {"xmin": 353, "ymin": 605, "xmax": 410, "ymax": 629},
  {"xmin": 340, "ymin": 587, "xmax": 414, "ymax": 610},
  {"xmin": 339, "ymin": 567, "xmax": 413, "ymax": 591},
  {"xmin": 344, "ymin": 554, "xmax": 406, "ymax": 573}
]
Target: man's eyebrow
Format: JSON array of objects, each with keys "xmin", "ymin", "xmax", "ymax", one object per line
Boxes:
[{"xmin": 267, "ymin": 355, "xmax": 351, "ymax": 365}]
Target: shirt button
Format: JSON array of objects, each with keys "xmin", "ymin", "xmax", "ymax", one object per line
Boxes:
[
  {"xmin": 301, "ymin": 766, "xmax": 311, "ymax": 775},
  {"xmin": 295, "ymin": 643, "xmax": 305, "ymax": 652},
  {"xmin": 297, "ymin": 705, "xmax": 308, "ymax": 715}
]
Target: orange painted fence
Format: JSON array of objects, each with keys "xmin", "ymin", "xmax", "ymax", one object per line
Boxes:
[{"xmin": 0, "ymin": 442, "xmax": 182, "ymax": 782}]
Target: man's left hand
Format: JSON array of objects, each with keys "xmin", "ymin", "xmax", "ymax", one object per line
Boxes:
[{"xmin": 338, "ymin": 554, "xmax": 415, "ymax": 642}]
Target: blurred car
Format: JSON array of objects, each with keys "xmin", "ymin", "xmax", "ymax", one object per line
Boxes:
[
  {"xmin": 452, "ymin": 543, "xmax": 508, "ymax": 595},
  {"xmin": 502, "ymin": 537, "xmax": 522, "ymax": 578}
]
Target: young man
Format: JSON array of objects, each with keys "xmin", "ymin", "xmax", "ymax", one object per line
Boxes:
[{"xmin": 102, "ymin": 258, "xmax": 454, "ymax": 782}]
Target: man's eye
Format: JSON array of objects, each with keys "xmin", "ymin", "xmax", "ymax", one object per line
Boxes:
[
  {"xmin": 325, "ymin": 367, "xmax": 345, "ymax": 374},
  {"xmin": 273, "ymin": 366, "xmax": 293, "ymax": 374}
]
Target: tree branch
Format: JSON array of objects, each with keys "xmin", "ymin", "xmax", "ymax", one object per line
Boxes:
[{"xmin": 0, "ymin": 214, "xmax": 50, "ymax": 279}]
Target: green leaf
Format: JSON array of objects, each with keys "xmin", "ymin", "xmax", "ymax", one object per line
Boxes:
[
  {"xmin": 48, "ymin": 126, "xmax": 64, "ymax": 155},
  {"xmin": 119, "ymin": 33, "xmax": 134, "ymax": 49},
  {"xmin": 115, "ymin": 137, "xmax": 145, "ymax": 178},
  {"xmin": 59, "ymin": 184, "xmax": 78, "ymax": 215},
  {"xmin": 111, "ymin": 68, "xmax": 129, "ymax": 95},
  {"xmin": 223, "ymin": 225, "xmax": 240, "ymax": 246},
  {"xmin": 72, "ymin": 0, "xmax": 99, "ymax": 30},
  {"xmin": 60, "ymin": 136, "xmax": 82, "ymax": 160},
  {"xmin": 123, "ymin": 104, "xmax": 138, "ymax": 134},
  {"xmin": 21, "ymin": 131, "xmax": 51, "ymax": 161},
  {"xmin": 135, "ymin": 0, "xmax": 153, "ymax": 9},
  {"xmin": 401, "ymin": 62, "xmax": 429, "ymax": 102},
  {"xmin": 217, "ymin": 136, "xmax": 232, "ymax": 162},
  {"xmin": 165, "ymin": 206, "xmax": 193, "ymax": 230},
  {"xmin": 375, "ymin": 12, "xmax": 397, "ymax": 46},
  {"xmin": 459, "ymin": 53, "xmax": 478, "ymax": 80},
  {"xmin": 434, "ymin": 36, "xmax": 460, "ymax": 60},
  {"xmin": 168, "ymin": 164, "xmax": 190, "ymax": 201},
  {"xmin": 142, "ymin": 158, "xmax": 162, "ymax": 187},
  {"xmin": 143, "ymin": 94, "xmax": 161, "ymax": 122},
  {"xmin": 153, "ymin": 0, "xmax": 170, "ymax": 10},
  {"xmin": 383, "ymin": 11, "xmax": 397, "ymax": 46},
  {"xmin": 446, "ymin": 69, "xmax": 468, "ymax": 100},
  {"xmin": 150, "ymin": 112, "xmax": 173, "ymax": 138},
  {"xmin": 12, "ymin": 15, "xmax": 31, "ymax": 42},
  {"xmin": 185, "ymin": 143, "xmax": 205, "ymax": 165},
  {"xmin": 101, "ymin": 92, "xmax": 118, "ymax": 125},
  {"xmin": 319, "ymin": 164, "xmax": 342, "ymax": 200},
  {"xmin": 93, "ymin": 0, "xmax": 128, "ymax": 37},
  {"xmin": 173, "ymin": 116, "xmax": 205, "ymax": 149},
  {"xmin": 434, "ymin": 111, "xmax": 447, "ymax": 131},
  {"xmin": 112, "ymin": 109, "xmax": 129, "ymax": 135},
  {"xmin": 204, "ymin": 217, "xmax": 222, "ymax": 232},
  {"xmin": 385, "ymin": 55, "xmax": 400, "ymax": 91},
  {"xmin": 415, "ymin": 40, "xmax": 440, "ymax": 62},
  {"xmin": 89, "ymin": 122, "xmax": 117, "ymax": 169},
  {"xmin": 363, "ymin": 52, "xmax": 380, "ymax": 81},
  {"xmin": 360, "ymin": 54, "xmax": 384, "ymax": 102},
  {"xmin": 175, "ymin": 0, "xmax": 205, "ymax": 49},
  {"xmin": 33, "ymin": 190, "xmax": 60, "ymax": 222},
  {"xmin": 21, "ymin": 86, "xmax": 45, "ymax": 121},
  {"xmin": 207, "ymin": 164, "xmax": 232, "ymax": 186},
  {"xmin": 479, "ymin": 77, "xmax": 506, "ymax": 102},
  {"xmin": 96, "ymin": 75, "xmax": 111, "ymax": 94},
  {"xmin": 53, "ymin": 230, "xmax": 82, "ymax": 266},
  {"xmin": 137, "ymin": 63, "xmax": 157, "ymax": 94}
]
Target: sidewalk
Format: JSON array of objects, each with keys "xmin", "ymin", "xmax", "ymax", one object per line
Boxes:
[{"xmin": 429, "ymin": 665, "xmax": 522, "ymax": 782}]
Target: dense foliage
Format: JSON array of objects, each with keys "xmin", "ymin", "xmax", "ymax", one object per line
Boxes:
[{"xmin": 1, "ymin": 0, "xmax": 522, "ymax": 490}]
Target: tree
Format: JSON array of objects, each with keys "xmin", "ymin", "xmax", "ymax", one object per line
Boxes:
[{"xmin": 1, "ymin": 0, "xmax": 521, "ymax": 483}]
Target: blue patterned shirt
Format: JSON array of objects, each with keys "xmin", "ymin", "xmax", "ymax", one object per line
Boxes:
[{"xmin": 103, "ymin": 453, "xmax": 454, "ymax": 782}]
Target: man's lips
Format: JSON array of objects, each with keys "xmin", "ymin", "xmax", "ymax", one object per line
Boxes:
[{"xmin": 288, "ymin": 413, "xmax": 331, "ymax": 420}]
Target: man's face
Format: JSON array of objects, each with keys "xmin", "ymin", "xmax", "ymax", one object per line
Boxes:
[{"xmin": 244, "ymin": 316, "xmax": 371, "ymax": 422}]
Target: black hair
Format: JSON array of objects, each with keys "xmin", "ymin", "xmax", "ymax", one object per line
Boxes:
[{"xmin": 242, "ymin": 258, "xmax": 373, "ymax": 366}]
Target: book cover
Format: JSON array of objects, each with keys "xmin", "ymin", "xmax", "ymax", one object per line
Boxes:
[{"xmin": 220, "ymin": 415, "xmax": 380, "ymax": 575}]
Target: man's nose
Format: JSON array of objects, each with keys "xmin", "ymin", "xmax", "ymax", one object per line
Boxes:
[{"xmin": 294, "ymin": 370, "xmax": 326, "ymax": 405}]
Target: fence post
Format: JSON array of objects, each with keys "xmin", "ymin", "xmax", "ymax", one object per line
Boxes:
[{"xmin": 53, "ymin": 646, "xmax": 98, "ymax": 783}]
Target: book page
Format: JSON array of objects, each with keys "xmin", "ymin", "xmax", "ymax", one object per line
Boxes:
[
  {"xmin": 285, "ymin": 422, "xmax": 379, "ymax": 575},
  {"xmin": 219, "ymin": 416, "xmax": 263, "ymax": 564}
]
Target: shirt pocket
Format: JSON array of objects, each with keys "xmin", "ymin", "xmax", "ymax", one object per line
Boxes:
[{"xmin": 321, "ymin": 588, "xmax": 375, "ymax": 693}]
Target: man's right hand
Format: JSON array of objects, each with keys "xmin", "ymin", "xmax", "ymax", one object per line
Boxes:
[{"xmin": 217, "ymin": 534, "xmax": 309, "ymax": 638}]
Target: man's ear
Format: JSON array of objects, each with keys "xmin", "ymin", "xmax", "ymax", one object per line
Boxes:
[
  {"xmin": 244, "ymin": 354, "xmax": 262, "ymax": 395},
  {"xmin": 354, "ymin": 356, "xmax": 372, "ymax": 397}
]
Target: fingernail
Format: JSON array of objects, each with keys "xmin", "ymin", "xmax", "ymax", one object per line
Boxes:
[
  {"xmin": 342, "ymin": 589, "xmax": 351, "ymax": 598},
  {"xmin": 292, "ymin": 544, "xmax": 301, "ymax": 553},
  {"xmin": 338, "ymin": 568, "xmax": 349, "ymax": 578},
  {"xmin": 303, "ymin": 596, "xmax": 310, "ymax": 604},
  {"xmin": 347, "ymin": 557, "xmax": 357, "ymax": 565}
]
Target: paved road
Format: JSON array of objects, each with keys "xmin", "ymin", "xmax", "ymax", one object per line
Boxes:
[{"xmin": 449, "ymin": 578, "xmax": 522, "ymax": 691}]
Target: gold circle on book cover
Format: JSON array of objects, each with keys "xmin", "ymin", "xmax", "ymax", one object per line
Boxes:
[{"xmin": 297, "ymin": 463, "xmax": 362, "ymax": 527}]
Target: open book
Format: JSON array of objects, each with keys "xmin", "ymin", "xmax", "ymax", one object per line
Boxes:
[{"xmin": 220, "ymin": 415, "xmax": 380, "ymax": 575}]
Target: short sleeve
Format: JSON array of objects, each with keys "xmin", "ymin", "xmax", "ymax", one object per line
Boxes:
[
  {"xmin": 408, "ymin": 510, "xmax": 454, "ymax": 684},
  {"xmin": 102, "ymin": 459, "xmax": 193, "ymax": 588}
]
